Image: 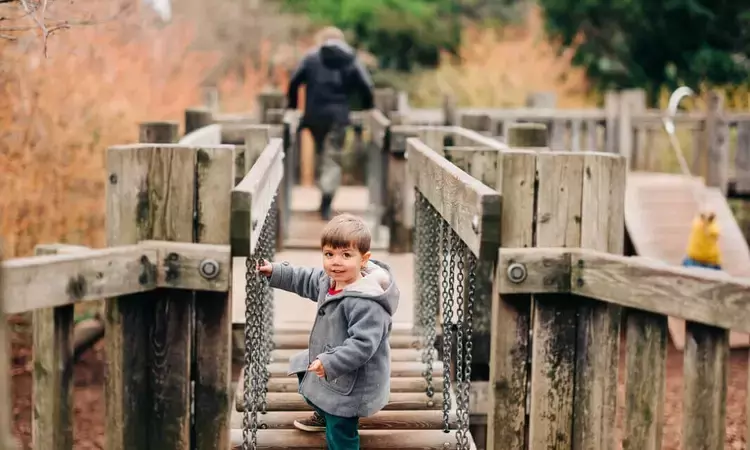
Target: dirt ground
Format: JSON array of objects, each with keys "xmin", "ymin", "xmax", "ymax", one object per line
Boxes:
[{"xmin": 9, "ymin": 325, "xmax": 748, "ymax": 449}]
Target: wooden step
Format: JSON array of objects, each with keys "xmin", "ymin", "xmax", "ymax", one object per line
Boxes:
[
  {"xmin": 236, "ymin": 392, "xmax": 443, "ymax": 412},
  {"xmin": 274, "ymin": 333, "xmax": 421, "ymax": 349},
  {"xmin": 262, "ymin": 361, "xmax": 443, "ymax": 379},
  {"xmin": 265, "ymin": 376, "xmax": 445, "ymax": 393},
  {"xmin": 271, "ymin": 347, "xmax": 430, "ymax": 362},
  {"xmin": 230, "ymin": 409, "xmax": 459, "ymax": 430},
  {"xmin": 229, "ymin": 429, "xmax": 463, "ymax": 449},
  {"xmin": 274, "ymin": 324, "xmax": 415, "ymax": 335}
]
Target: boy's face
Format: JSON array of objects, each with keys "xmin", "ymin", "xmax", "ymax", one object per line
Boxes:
[{"xmin": 322, "ymin": 244, "xmax": 371, "ymax": 287}]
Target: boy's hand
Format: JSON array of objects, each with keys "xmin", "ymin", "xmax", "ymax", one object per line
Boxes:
[
  {"xmin": 308, "ymin": 359, "xmax": 326, "ymax": 378},
  {"xmin": 256, "ymin": 259, "xmax": 272, "ymax": 277}
]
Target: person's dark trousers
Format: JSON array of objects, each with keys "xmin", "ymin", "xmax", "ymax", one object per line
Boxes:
[
  {"xmin": 305, "ymin": 121, "xmax": 346, "ymax": 220},
  {"xmin": 296, "ymin": 373, "xmax": 360, "ymax": 449}
]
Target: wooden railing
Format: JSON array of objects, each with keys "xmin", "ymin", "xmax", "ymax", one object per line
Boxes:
[{"xmin": 0, "ymin": 122, "xmax": 283, "ymax": 449}]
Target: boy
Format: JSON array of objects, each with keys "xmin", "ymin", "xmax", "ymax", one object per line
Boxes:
[
  {"xmin": 682, "ymin": 210, "xmax": 722, "ymax": 270},
  {"xmin": 257, "ymin": 213, "xmax": 399, "ymax": 449}
]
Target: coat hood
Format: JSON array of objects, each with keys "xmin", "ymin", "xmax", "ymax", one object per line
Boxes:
[
  {"xmin": 329, "ymin": 259, "xmax": 399, "ymax": 316},
  {"xmin": 319, "ymin": 38, "xmax": 356, "ymax": 70}
]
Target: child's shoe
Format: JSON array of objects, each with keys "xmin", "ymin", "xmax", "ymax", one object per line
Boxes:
[{"xmin": 293, "ymin": 412, "xmax": 326, "ymax": 432}]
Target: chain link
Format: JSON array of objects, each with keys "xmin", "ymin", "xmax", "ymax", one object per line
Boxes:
[
  {"xmin": 242, "ymin": 196, "xmax": 278, "ymax": 450},
  {"xmin": 440, "ymin": 218, "xmax": 454, "ymax": 433},
  {"xmin": 415, "ymin": 191, "xmax": 439, "ymax": 399}
]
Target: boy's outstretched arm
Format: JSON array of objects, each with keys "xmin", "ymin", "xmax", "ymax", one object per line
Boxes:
[
  {"xmin": 314, "ymin": 300, "xmax": 389, "ymax": 380},
  {"xmin": 259, "ymin": 260, "xmax": 324, "ymax": 302}
]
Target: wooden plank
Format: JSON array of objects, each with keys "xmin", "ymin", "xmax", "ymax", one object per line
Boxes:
[
  {"xmin": 194, "ymin": 145, "xmax": 234, "ymax": 450},
  {"xmin": 262, "ymin": 361, "xmax": 443, "ymax": 379},
  {"xmin": 572, "ymin": 250, "xmax": 750, "ymax": 333},
  {"xmin": 703, "ymin": 91, "xmax": 729, "ymax": 193},
  {"xmin": 487, "ymin": 149, "xmax": 537, "ymax": 450},
  {"xmin": 734, "ymin": 120, "xmax": 750, "ymax": 193},
  {"xmin": 528, "ymin": 152, "xmax": 584, "ymax": 449},
  {"xmin": 231, "ymin": 410, "xmax": 457, "ymax": 430},
  {"xmin": 572, "ymin": 152, "xmax": 626, "ymax": 450},
  {"xmin": 496, "ymin": 248, "xmax": 571, "ymax": 295},
  {"xmin": 406, "ymin": 137, "xmax": 502, "ymax": 257},
  {"xmin": 264, "ymin": 376, "xmax": 445, "ymax": 393},
  {"xmin": 229, "ymin": 429, "xmax": 460, "ymax": 449},
  {"xmin": 2, "ymin": 241, "xmax": 231, "ymax": 314},
  {"xmin": 237, "ymin": 392, "xmax": 443, "ymax": 412},
  {"xmin": 623, "ymin": 310, "xmax": 667, "ymax": 450},
  {"xmin": 0, "ymin": 243, "xmax": 19, "ymax": 450},
  {"xmin": 139, "ymin": 121, "xmax": 179, "ymax": 144},
  {"xmin": 231, "ymin": 138, "xmax": 284, "ymax": 257},
  {"xmin": 443, "ymin": 147, "xmax": 500, "ymax": 188},
  {"xmin": 682, "ymin": 322, "xmax": 729, "ymax": 449},
  {"xmin": 104, "ymin": 144, "xmax": 194, "ymax": 450},
  {"xmin": 32, "ymin": 245, "xmax": 76, "ymax": 450},
  {"xmin": 272, "ymin": 332, "xmax": 420, "ymax": 350}
]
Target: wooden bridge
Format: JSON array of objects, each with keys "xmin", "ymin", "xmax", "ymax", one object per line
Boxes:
[{"xmin": 2, "ymin": 87, "xmax": 750, "ymax": 450}]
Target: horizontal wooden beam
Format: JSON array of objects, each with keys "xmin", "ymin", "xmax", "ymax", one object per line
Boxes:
[
  {"xmin": 407, "ymin": 137, "xmax": 502, "ymax": 256},
  {"xmin": 2, "ymin": 241, "xmax": 231, "ymax": 314},
  {"xmin": 231, "ymin": 138, "xmax": 284, "ymax": 257},
  {"xmin": 498, "ymin": 247, "xmax": 750, "ymax": 333}
]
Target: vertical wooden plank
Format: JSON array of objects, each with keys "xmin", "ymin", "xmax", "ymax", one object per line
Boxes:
[
  {"xmin": 487, "ymin": 148, "xmax": 537, "ymax": 450},
  {"xmin": 623, "ymin": 310, "xmax": 667, "ymax": 450},
  {"xmin": 0, "ymin": 243, "xmax": 19, "ymax": 450},
  {"xmin": 528, "ymin": 151, "xmax": 585, "ymax": 449},
  {"xmin": 194, "ymin": 146, "xmax": 234, "ymax": 450},
  {"xmin": 549, "ymin": 120, "xmax": 567, "ymax": 151},
  {"xmin": 105, "ymin": 145, "xmax": 194, "ymax": 450},
  {"xmin": 586, "ymin": 120, "xmax": 598, "ymax": 152},
  {"xmin": 139, "ymin": 121, "xmax": 179, "ymax": 144},
  {"xmin": 573, "ymin": 152, "xmax": 626, "ymax": 450},
  {"xmin": 734, "ymin": 120, "xmax": 750, "ymax": 193},
  {"xmin": 571, "ymin": 119, "xmax": 582, "ymax": 152},
  {"xmin": 704, "ymin": 91, "xmax": 729, "ymax": 193},
  {"xmin": 185, "ymin": 108, "xmax": 213, "ymax": 135},
  {"xmin": 682, "ymin": 322, "xmax": 729, "ymax": 450},
  {"xmin": 32, "ymin": 245, "xmax": 75, "ymax": 450},
  {"xmin": 604, "ymin": 91, "xmax": 619, "ymax": 154}
]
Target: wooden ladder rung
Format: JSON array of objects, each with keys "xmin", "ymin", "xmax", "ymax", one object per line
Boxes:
[
  {"xmin": 271, "ymin": 347, "xmax": 432, "ymax": 362},
  {"xmin": 230, "ymin": 410, "xmax": 459, "ymax": 430},
  {"xmin": 262, "ymin": 361, "xmax": 443, "ymax": 379},
  {"xmin": 236, "ymin": 392, "xmax": 444, "ymax": 412},
  {"xmin": 229, "ymin": 429, "xmax": 462, "ymax": 449},
  {"xmin": 273, "ymin": 333, "xmax": 421, "ymax": 349},
  {"xmin": 266, "ymin": 376, "xmax": 445, "ymax": 394}
]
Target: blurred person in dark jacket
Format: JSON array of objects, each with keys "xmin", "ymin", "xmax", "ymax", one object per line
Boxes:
[{"xmin": 286, "ymin": 26, "xmax": 375, "ymax": 220}]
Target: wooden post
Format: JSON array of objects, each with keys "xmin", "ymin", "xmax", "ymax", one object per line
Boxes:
[
  {"xmin": 604, "ymin": 91, "xmax": 619, "ymax": 154},
  {"xmin": 507, "ymin": 123, "xmax": 549, "ymax": 149},
  {"xmin": 704, "ymin": 90, "xmax": 730, "ymax": 193},
  {"xmin": 0, "ymin": 243, "xmax": 19, "ymax": 450},
  {"xmin": 386, "ymin": 119, "xmax": 418, "ymax": 253},
  {"xmin": 185, "ymin": 107, "xmax": 214, "ymax": 135},
  {"xmin": 105, "ymin": 143, "xmax": 233, "ymax": 450},
  {"xmin": 31, "ymin": 245, "xmax": 76, "ymax": 450},
  {"xmin": 193, "ymin": 145, "xmax": 234, "ymax": 450},
  {"xmin": 734, "ymin": 120, "xmax": 750, "ymax": 193},
  {"xmin": 257, "ymin": 90, "xmax": 286, "ymax": 124},
  {"xmin": 139, "ymin": 121, "xmax": 179, "ymax": 144},
  {"xmin": 488, "ymin": 124, "xmax": 544, "ymax": 449},
  {"xmin": 442, "ymin": 94, "xmax": 457, "ymax": 126}
]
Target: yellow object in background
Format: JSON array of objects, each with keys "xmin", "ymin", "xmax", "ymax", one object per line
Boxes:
[{"xmin": 685, "ymin": 212, "xmax": 722, "ymax": 266}]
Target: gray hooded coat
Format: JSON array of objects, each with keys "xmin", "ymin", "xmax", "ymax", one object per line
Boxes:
[{"xmin": 268, "ymin": 259, "xmax": 399, "ymax": 418}]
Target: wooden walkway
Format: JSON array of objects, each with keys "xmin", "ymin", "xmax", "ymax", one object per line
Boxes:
[{"xmin": 229, "ymin": 185, "xmax": 471, "ymax": 448}]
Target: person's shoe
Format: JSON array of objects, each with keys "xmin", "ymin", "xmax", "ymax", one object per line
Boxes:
[{"xmin": 293, "ymin": 412, "xmax": 326, "ymax": 432}]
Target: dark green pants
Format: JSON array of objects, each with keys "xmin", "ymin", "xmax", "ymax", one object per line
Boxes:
[{"xmin": 297, "ymin": 373, "xmax": 360, "ymax": 449}]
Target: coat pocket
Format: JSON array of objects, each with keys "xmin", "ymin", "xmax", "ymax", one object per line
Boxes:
[{"xmin": 320, "ymin": 344, "xmax": 358, "ymax": 395}]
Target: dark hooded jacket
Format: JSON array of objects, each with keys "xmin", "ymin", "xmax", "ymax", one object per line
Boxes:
[{"xmin": 286, "ymin": 39, "xmax": 375, "ymax": 128}]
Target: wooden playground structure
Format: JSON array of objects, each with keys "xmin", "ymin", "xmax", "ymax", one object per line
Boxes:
[{"xmin": 2, "ymin": 86, "xmax": 750, "ymax": 450}]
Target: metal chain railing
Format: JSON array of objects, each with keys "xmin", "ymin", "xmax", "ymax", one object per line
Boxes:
[
  {"xmin": 242, "ymin": 196, "xmax": 278, "ymax": 450},
  {"xmin": 414, "ymin": 189, "xmax": 477, "ymax": 449}
]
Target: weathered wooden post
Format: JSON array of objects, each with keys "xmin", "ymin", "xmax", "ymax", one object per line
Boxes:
[
  {"xmin": 0, "ymin": 243, "xmax": 18, "ymax": 450},
  {"xmin": 488, "ymin": 123, "xmax": 626, "ymax": 449},
  {"xmin": 139, "ymin": 122, "xmax": 179, "ymax": 144},
  {"xmin": 386, "ymin": 118, "xmax": 418, "ymax": 253},
  {"xmin": 105, "ymin": 142, "xmax": 234, "ymax": 450},
  {"xmin": 257, "ymin": 89, "xmax": 287, "ymax": 124},
  {"xmin": 185, "ymin": 108, "xmax": 214, "ymax": 135},
  {"xmin": 702, "ymin": 90, "xmax": 730, "ymax": 194}
]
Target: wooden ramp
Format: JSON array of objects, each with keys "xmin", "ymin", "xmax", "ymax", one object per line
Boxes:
[
  {"xmin": 624, "ymin": 172, "xmax": 750, "ymax": 349},
  {"xmin": 230, "ymin": 249, "xmax": 475, "ymax": 448}
]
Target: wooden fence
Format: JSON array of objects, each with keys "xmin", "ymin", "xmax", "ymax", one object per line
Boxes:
[{"xmin": 2, "ymin": 90, "xmax": 750, "ymax": 450}]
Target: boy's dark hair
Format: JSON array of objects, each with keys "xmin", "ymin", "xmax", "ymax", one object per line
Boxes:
[{"xmin": 321, "ymin": 213, "xmax": 371, "ymax": 254}]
